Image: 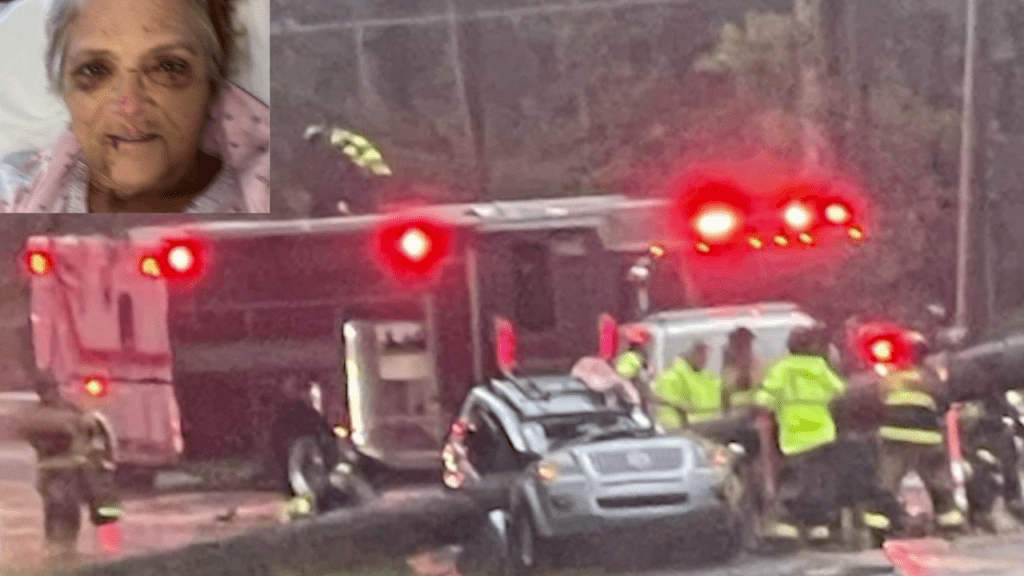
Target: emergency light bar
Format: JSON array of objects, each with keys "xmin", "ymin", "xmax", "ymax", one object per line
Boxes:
[{"xmin": 139, "ymin": 238, "xmax": 206, "ymax": 280}]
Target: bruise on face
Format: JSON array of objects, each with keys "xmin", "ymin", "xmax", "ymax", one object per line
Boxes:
[{"xmin": 62, "ymin": 0, "xmax": 212, "ymax": 203}]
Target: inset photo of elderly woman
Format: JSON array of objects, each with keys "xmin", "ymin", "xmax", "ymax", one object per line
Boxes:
[{"xmin": 0, "ymin": 0, "xmax": 269, "ymax": 213}]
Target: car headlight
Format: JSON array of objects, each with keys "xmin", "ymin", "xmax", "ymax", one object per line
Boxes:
[
  {"xmin": 536, "ymin": 452, "xmax": 581, "ymax": 483},
  {"xmin": 694, "ymin": 442, "xmax": 730, "ymax": 469}
]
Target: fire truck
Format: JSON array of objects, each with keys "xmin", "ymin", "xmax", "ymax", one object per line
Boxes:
[
  {"xmin": 21, "ymin": 182, "xmax": 870, "ymax": 505},
  {"xmin": 20, "ymin": 196, "xmax": 692, "ymax": 501}
]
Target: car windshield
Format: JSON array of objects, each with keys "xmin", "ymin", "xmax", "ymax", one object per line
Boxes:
[{"xmin": 540, "ymin": 409, "xmax": 654, "ymax": 449}]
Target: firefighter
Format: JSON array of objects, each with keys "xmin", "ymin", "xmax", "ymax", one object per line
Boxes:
[
  {"xmin": 17, "ymin": 370, "xmax": 120, "ymax": 558},
  {"xmin": 719, "ymin": 327, "xmax": 773, "ymax": 550},
  {"xmin": 722, "ymin": 327, "xmax": 764, "ymax": 412},
  {"xmin": 719, "ymin": 327, "xmax": 766, "ymax": 455},
  {"xmin": 862, "ymin": 332, "xmax": 966, "ymax": 542},
  {"xmin": 652, "ymin": 341, "xmax": 722, "ymax": 431},
  {"xmin": 961, "ymin": 391, "xmax": 1024, "ymax": 531},
  {"xmin": 615, "ymin": 328, "xmax": 653, "ymax": 414},
  {"xmin": 755, "ymin": 324, "xmax": 846, "ymax": 545}
]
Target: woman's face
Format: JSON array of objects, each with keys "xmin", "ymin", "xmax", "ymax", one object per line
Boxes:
[{"xmin": 62, "ymin": 0, "xmax": 211, "ymax": 198}]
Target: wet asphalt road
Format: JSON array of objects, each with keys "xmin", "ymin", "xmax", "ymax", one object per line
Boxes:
[
  {"xmin": 0, "ymin": 440, "xmax": 285, "ymax": 571},
  {"xmin": 5, "ymin": 440, "xmax": 1024, "ymax": 576}
]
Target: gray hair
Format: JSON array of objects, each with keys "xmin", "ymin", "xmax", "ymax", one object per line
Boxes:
[{"xmin": 45, "ymin": 0, "xmax": 238, "ymax": 98}]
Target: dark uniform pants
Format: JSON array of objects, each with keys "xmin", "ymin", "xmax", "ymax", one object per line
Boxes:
[
  {"xmin": 965, "ymin": 426, "xmax": 1023, "ymax": 522},
  {"xmin": 866, "ymin": 440, "xmax": 962, "ymax": 534},
  {"xmin": 777, "ymin": 444, "xmax": 839, "ymax": 529},
  {"xmin": 38, "ymin": 469, "xmax": 82, "ymax": 551}
]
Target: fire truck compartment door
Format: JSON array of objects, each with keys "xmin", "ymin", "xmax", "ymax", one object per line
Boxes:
[{"xmin": 344, "ymin": 320, "xmax": 443, "ymax": 467}]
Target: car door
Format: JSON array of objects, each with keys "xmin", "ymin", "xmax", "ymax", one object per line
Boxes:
[{"xmin": 463, "ymin": 404, "xmax": 526, "ymax": 511}]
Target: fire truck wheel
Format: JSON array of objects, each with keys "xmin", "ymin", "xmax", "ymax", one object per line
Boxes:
[
  {"xmin": 41, "ymin": 474, "xmax": 82, "ymax": 555},
  {"xmin": 285, "ymin": 434, "xmax": 331, "ymax": 508}
]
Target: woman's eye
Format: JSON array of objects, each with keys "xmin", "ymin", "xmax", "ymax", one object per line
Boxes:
[
  {"xmin": 149, "ymin": 59, "xmax": 192, "ymax": 87},
  {"xmin": 158, "ymin": 60, "xmax": 188, "ymax": 74},
  {"xmin": 76, "ymin": 63, "xmax": 108, "ymax": 78}
]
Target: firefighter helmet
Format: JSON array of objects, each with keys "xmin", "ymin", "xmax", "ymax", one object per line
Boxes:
[
  {"xmin": 788, "ymin": 324, "xmax": 826, "ymax": 356},
  {"xmin": 729, "ymin": 326, "xmax": 755, "ymax": 343}
]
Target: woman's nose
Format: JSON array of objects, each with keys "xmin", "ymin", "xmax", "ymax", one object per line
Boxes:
[{"xmin": 113, "ymin": 72, "xmax": 146, "ymax": 116}]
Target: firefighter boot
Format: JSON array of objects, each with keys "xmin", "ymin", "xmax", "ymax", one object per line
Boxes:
[
  {"xmin": 79, "ymin": 413, "xmax": 121, "ymax": 527},
  {"xmin": 935, "ymin": 507, "xmax": 967, "ymax": 539},
  {"xmin": 862, "ymin": 493, "xmax": 904, "ymax": 548}
]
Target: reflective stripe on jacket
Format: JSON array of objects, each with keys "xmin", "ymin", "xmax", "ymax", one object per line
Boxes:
[{"xmin": 879, "ymin": 370, "xmax": 943, "ymax": 445}]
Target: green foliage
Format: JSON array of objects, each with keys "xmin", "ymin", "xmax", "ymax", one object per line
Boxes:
[{"xmin": 619, "ymin": 8, "xmax": 959, "ymax": 318}]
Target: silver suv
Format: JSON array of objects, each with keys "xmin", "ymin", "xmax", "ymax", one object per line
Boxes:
[{"xmin": 443, "ymin": 375, "xmax": 743, "ymax": 575}]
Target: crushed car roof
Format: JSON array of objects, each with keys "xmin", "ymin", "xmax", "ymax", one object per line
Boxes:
[{"xmin": 488, "ymin": 376, "xmax": 629, "ymax": 420}]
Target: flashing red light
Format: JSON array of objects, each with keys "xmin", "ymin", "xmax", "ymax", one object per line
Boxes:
[
  {"xmin": 868, "ymin": 337, "xmax": 896, "ymax": 364},
  {"xmin": 783, "ymin": 201, "xmax": 814, "ymax": 231},
  {"xmin": 375, "ymin": 218, "xmax": 452, "ymax": 282},
  {"xmin": 693, "ymin": 203, "xmax": 742, "ymax": 242},
  {"xmin": 398, "ymin": 227, "xmax": 432, "ymax": 262},
  {"xmin": 598, "ymin": 313, "xmax": 618, "ymax": 361},
  {"xmin": 82, "ymin": 376, "xmax": 109, "ymax": 398},
  {"xmin": 26, "ymin": 250, "xmax": 53, "ymax": 276},
  {"xmin": 156, "ymin": 238, "xmax": 205, "ymax": 280},
  {"xmin": 857, "ymin": 329, "xmax": 914, "ymax": 369},
  {"xmin": 167, "ymin": 245, "xmax": 195, "ymax": 273},
  {"xmin": 825, "ymin": 202, "xmax": 852, "ymax": 225},
  {"xmin": 495, "ymin": 317, "xmax": 518, "ymax": 374}
]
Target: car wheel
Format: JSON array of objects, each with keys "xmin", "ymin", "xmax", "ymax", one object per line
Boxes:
[
  {"xmin": 457, "ymin": 513, "xmax": 512, "ymax": 576},
  {"xmin": 703, "ymin": 513, "xmax": 743, "ymax": 562},
  {"xmin": 325, "ymin": 462, "xmax": 376, "ymax": 508},
  {"xmin": 285, "ymin": 434, "xmax": 330, "ymax": 509},
  {"xmin": 509, "ymin": 509, "xmax": 538, "ymax": 576}
]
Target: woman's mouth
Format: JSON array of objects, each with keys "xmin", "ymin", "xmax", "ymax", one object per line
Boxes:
[{"xmin": 109, "ymin": 134, "xmax": 158, "ymax": 149}]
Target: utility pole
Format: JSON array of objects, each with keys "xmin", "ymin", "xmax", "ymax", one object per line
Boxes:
[
  {"xmin": 794, "ymin": 0, "xmax": 827, "ymax": 169},
  {"xmin": 955, "ymin": 0, "xmax": 979, "ymax": 332}
]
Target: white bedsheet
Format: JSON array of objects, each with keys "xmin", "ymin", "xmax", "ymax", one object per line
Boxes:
[{"xmin": 0, "ymin": 0, "xmax": 269, "ymax": 157}]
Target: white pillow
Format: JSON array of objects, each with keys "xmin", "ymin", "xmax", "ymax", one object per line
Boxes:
[{"xmin": 0, "ymin": 0, "xmax": 269, "ymax": 158}]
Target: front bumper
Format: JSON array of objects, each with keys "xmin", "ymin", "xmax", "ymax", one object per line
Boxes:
[{"xmin": 524, "ymin": 467, "xmax": 739, "ymax": 539}]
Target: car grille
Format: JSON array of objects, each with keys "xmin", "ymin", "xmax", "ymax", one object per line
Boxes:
[
  {"xmin": 597, "ymin": 493, "xmax": 689, "ymax": 509},
  {"xmin": 589, "ymin": 447, "xmax": 683, "ymax": 475}
]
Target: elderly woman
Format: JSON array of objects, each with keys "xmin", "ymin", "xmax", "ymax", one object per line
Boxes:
[{"xmin": 0, "ymin": 0, "xmax": 268, "ymax": 213}]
